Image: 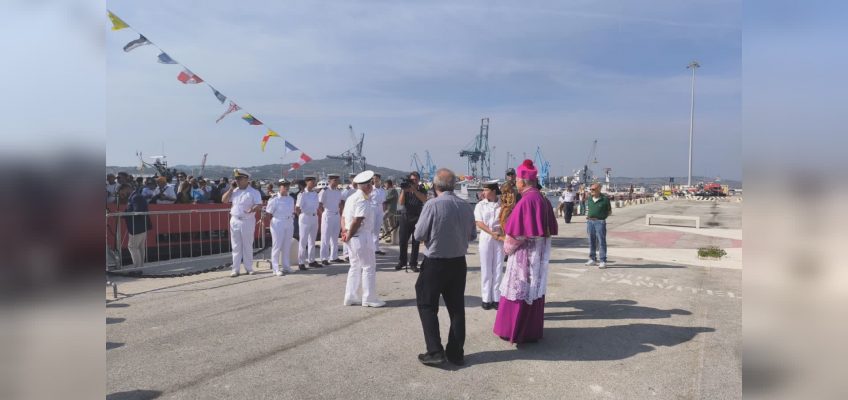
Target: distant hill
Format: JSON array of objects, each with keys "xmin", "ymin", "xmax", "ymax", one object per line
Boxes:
[
  {"xmin": 106, "ymin": 161, "xmax": 741, "ymax": 187},
  {"xmin": 106, "ymin": 158, "xmax": 411, "ymax": 182}
]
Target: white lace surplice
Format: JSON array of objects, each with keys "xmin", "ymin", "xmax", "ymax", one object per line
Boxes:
[{"xmin": 498, "ymin": 236, "xmax": 552, "ymax": 305}]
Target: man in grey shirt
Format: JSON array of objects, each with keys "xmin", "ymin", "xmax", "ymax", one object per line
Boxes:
[{"xmin": 413, "ymin": 168, "xmax": 476, "ymax": 367}]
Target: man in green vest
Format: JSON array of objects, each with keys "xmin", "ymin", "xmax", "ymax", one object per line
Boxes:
[{"xmin": 585, "ymin": 183, "xmax": 612, "ymax": 268}]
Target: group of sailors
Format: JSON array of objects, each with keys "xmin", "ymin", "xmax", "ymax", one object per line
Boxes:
[{"xmin": 226, "ymin": 168, "xmax": 390, "ymax": 307}]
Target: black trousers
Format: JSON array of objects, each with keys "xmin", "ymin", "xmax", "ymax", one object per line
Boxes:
[
  {"xmin": 398, "ymin": 215, "xmax": 420, "ymax": 266},
  {"xmin": 415, "ymin": 256, "xmax": 467, "ymax": 359},
  {"xmin": 564, "ymin": 202, "xmax": 575, "ymax": 223}
]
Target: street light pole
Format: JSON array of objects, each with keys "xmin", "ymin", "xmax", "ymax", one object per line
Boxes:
[{"xmin": 687, "ymin": 60, "xmax": 700, "ymax": 188}]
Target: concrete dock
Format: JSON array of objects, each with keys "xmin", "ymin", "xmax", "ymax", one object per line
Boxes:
[{"xmin": 107, "ymin": 198, "xmax": 742, "ymax": 399}]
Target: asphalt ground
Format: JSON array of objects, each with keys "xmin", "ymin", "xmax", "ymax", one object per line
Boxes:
[{"xmin": 107, "ymin": 198, "xmax": 742, "ymax": 399}]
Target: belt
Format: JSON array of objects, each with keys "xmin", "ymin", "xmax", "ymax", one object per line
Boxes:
[
  {"xmin": 231, "ymin": 215, "xmax": 254, "ymax": 220},
  {"xmin": 586, "ymin": 217, "xmax": 604, "ymax": 220},
  {"xmin": 272, "ymin": 215, "xmax": 293, "ymax": 220},
  {"xmin": 301, "ymin": 213, "xmax": 317, "ymax": 217},
  {"xmin": 324, "ymin": 211, "xmax": 339, "ymax": 215}
]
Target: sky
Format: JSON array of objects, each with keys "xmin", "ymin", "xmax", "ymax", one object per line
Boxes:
[{"xmin": 30, "ymin": 0, "xmax": 745, "ymax": 179}]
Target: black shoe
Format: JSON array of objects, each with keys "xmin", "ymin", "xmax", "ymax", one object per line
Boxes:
[
  {"xmin": 309, "ymin": 261, "xmax": 321, "ymax": 268},
  {"xmin": 410, "ymin": 266, "xmax": 420, "ymax": 273},
  {"xmin": 298, "ymin": 264, "xmax": 307, "ymax": 271},
  {"xmin": 491, "ymin": 302, "xmax": 499, "ymax": 310},
  {"xmin": 331, "ymin": 258, "xmax": 346, "ymax": 263},
  {"xmin": 394, "ymin": 264, "xmax": 404, "ymax": 271},
  {"xmin": 417, "ymin": 352, "xmax": 446, "ymax": 366},
  {"xmin": 481, "ymin": 302, "xmax": 491, "ymax": 310},
  {"xmin": 375, "ymin": 250, "xmax": 386, "ymax": 255},
  {"xmin": 446, "ymin": 355, "xmax": 465, "ymax": 366},
  {"xmin": 322, "ymin": 260, "xmax": 330, "ymax": 266}
]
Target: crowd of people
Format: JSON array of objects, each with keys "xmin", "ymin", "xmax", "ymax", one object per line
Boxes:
[{"xmin": 108, "ymin": 159, "xmax": 615, "ymax": 367}]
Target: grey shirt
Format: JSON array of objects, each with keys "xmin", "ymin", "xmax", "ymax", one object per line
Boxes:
[{"xmin": 413, "ymin": 191, "xmax": 477, "ymax": 258}]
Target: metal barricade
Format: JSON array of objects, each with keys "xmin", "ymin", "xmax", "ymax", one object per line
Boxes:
[{"xmin": 105, "ymin": 207, "xmax": 267, "ymax": 271}]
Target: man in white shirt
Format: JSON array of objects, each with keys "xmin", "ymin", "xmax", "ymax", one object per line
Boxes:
[
  {"xmin": 340, "ymin": 173, "xmax": 358, "ymax": 261},
  {"xmin": 106, "ymin": 173, "xmax": 118, "ymax": 204},
  {"xmin": 222, "ymin": 169, "xmax": 263, "ymax": 277},
  {"xmin": 265, "ymin": 179, "xmax": 295, "ymax": 276},
  {"xmin": 296, "ymin": 175, "xmax": 321, "ymax": 270},
  {"xmin": 561, "ymin": 185, "xmax": 577, "ymax": 223},
  {"xmin": 370, "ymin": 173, "xmax": 387, "ymax": 255},
  {"xmin": 474, "ymin": 181, "xmax": 504, "ymax": 310},
  {"xmin": 341, "ymin": 170, "xmax": 385, "ymax": 308},
  {"xmin": 152, "ymin": 176, "xmax": 177, "ymax": 204},
  {"xmin": 319, "ymin": 173, "xmax": 343, "ymax": 265}
]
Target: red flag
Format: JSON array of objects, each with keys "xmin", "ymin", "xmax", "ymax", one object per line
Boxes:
[
  {"xmin": 299, "ymin": 153, "xmax": 312, "ymax": 163},
  {"xmin": 177, "ymin": 69, "xmax": 203, "ymax": 84}
]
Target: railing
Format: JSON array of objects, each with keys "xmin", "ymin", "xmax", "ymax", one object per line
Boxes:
[{"xmin": 105, "ymin": 204, "xmax": 267, "ymax": 270}]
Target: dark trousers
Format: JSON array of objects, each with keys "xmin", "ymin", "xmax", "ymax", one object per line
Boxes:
[
  {"xmin": 415, "ymin": 256, "xmax": 467, "ymax": 359},
  {"xmin": 564, "ymin": 202, "xmax": 574, "ymax": 223},
  {"xmin": 398, "ymin": 215, "xmax": 420, "ymax": 266}
]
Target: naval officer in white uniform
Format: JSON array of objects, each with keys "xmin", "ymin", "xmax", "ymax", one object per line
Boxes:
[
  {"xmin": 222, "ymin": 169, "xmax": 263, "ymax": 277},
  {"xmin": 265, "ymin": 179, "xmax": 295, "ymax": 276},
  {"xmin": 473, "ymin": 180, "xmax": 504, "ymax": 309},
  {"xmin": 340, "ymin": 173, "xmax": 358, "ymax": 262},
  {"xmin": 341, "ymin": 170, "xmax": 386, "ymax": 308},
  {"xmin": 296, "ymin": 175, "xmax": 320, "ymax": 270},
  {"xmin": 370, "ymin": 173, "xmax": 387, "ymax": 255},
  {"xmin": 319, "ymin": 173, "xmax": 343, "ymax": 265}
]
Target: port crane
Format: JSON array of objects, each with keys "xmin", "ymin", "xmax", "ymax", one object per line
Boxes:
[
  {"xmin": 327, "ymin": 125, "xmax": 367, "ymax": 175},
  {"xmin": 459, "ymin": 118, "xmax": 491, "ymax": 180}
]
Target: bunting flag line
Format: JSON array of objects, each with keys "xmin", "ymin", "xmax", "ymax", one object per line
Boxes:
[
  {"xmin": 260, "ymin": 129, "xmax": 280, "ymax": 152},
  {"xmin": 157, "ymin": 52, "xmax": 177, "ymax": 64},
  {"xmin": 241, "ymin": 113, "xmax": 262, "ymax": 125},
  {"xmin": 215, "ymin": 101, "xmax": 241, "ymax": 123},
  {"xmin": 123, "ymin": 34, "xmax": 151, "ymax": 52},
  {"xmin": 210, "ymin": 86, "xmax": 226, "ymax": 104},
  {"xmin": 109, "ymin": 11, "xmax": 314, "ymax": 160},
  {"xmin": 108, "ymin": 11, "xmax": 129, "ymax": 31},
  {"xmin": 177, "ymin": 69, "xmax": 204, "ymax": 84}
]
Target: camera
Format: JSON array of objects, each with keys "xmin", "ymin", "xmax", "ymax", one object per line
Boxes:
[{"xmin": 399, "ymin": 178, "xmax": 412, "ymax": 190}]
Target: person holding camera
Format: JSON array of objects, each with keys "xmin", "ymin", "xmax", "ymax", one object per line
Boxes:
[
  {"xmin": 151, "ymin": 176, "xmax": 176, "ymax": 204},
  {"xmin": 396, "ymin": 171, "xmax": 428, "ymax": 272}
]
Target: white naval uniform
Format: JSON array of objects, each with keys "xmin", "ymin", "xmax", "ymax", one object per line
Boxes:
[
  {"xmin": 340, "ymin": 186, "xmax": 357, "ymax": 259},
  {"xmin": 370, "ymin": 187, "xmax": 386, "ymax": 251},
  {"xmin": 265, "ymin": 193, "xmax": 295, "ymax": 273},
  {"xmin": 342, "ymin": 189, "xmax": 378, "ymax": 304},
  {"xmin": 153, "ymin": 184, "xmax": 177, "ymax": 204},
  {"xmin": 296, "ymin": 189, "xmax": 320, "ymax": 264},
  {"xmin": 319, "ymin": 187, "xmax": 343, "ymax": 261},
  {"xmin": 474, "ymin": 198, "xmax": 504, "ymax": 303},
  {"xmin": 229, "ymin": 186, "xmax": 262, "ymax": 274}
]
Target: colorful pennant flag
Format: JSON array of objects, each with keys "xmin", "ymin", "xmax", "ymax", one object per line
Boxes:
[
  {"xmin": 241, "ymin": 113, "xmax": 262, "ymax": 125},
  {"xmin": 260, "ymin": 129, "xmax": 280, "ymax": 152},
  {"xmin": 288, "ymin": 152, "xmax": 313, "ymax": 171},
  {"xmin": 284, "ymin": 141, "xmax": 299, "ymax": 153},
  {"xmin": 215, "ymin": 101, "xmax": 241, "ymax": 123},
  {"xmin": 209, "ymin": 86, "xmax": 226, "ymax": 104},
  {"xmin": 123, "ymin": 35, "xmax": 151, "ymax": 52},
  {"xmin": 108, "ymin": 11, "xmax": 129, "ymax": 31},
  {"xmin": 177, "ymin": 69, "xmax": 203, "ymax": 84},
  {"xmin": 157, "ymin": 52, "xmax": 177, "ymax": 64}
]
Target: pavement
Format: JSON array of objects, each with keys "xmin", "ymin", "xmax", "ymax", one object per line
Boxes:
[{"xmin": 107, "ymin": 198, "xmax": 742, "ymax": 400}]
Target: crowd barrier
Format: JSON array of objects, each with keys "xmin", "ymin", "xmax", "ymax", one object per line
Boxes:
[{"xmin": 105, "ymin": 203, "xmax": 267, "ymax": 270}]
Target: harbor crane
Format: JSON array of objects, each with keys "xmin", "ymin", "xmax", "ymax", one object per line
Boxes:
[
  {"xmin": 459, "ymin": 117, "xmax": 491, "ymax": 180},
  {"xmin": 327, "ymin": 125, "xmax": 367, "ymax": 175},
  {"xmin": 533, "ymin": 147, "xmax": 551, "ymax": 187},
  {"xmin": 580, "ymin": 139, "xmax": 599, "ymax": 188},
  {"xmin": 410, "ymin": 151, "xmax": 437, "ymax": 181}
]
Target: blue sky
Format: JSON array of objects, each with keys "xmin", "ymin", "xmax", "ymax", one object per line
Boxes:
[{"xmin": 97, "ymin": 1, "xmax": 742, "ymax": 179}]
